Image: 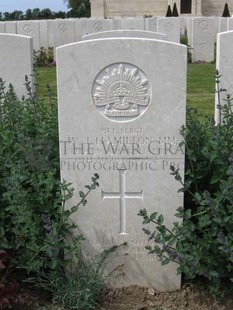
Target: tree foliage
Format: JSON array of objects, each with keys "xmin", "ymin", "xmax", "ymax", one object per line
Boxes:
[
  {"xmin": 172, "ymin": 2, "xmax": 179, "ymax": 17},
  {"xmin": 222, "ymin": 3, "xmax": 231, "ymax": 17},
  {"xmin": 0, "ymin": 7, "xmax": 66, "ymax": 20},
  {"xmin": 165, "ymin": 5, "xmax": 172, "ymax": 17},
  {"xmin": 64, "ymin": 0, "xmax": 90, "ymax": 17}
]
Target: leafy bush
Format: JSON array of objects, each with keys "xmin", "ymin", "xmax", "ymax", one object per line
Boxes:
[
  {"xmin": 180, "ymin": 28, "xmax": 192, "ymax": 63},
  {"xmin": 0, "ymin": 77, "xmax": 59, "ymax": 272},
  {"xmin": 28, "ymin": 246, "xmax": 111, "ymax": 310},
  {"xmin": 139, "ymin": 74, "xmax": 233, "ymax": 298},
  {"xmin": 33, "ymin": 47, "xmax": 54, "ymax": 67},
  {"xmin": 0, "ymin": 78, "xmax": 104, "ymax": 308}
]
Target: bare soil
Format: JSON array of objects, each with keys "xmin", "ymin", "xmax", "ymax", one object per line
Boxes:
[
  {"xmin": 6, "ymin": 280, "xmax": 233, "ymax": 310},
  {"xmin": 100, "ymin": 281, "xmax": 233, "ymax": 310}
]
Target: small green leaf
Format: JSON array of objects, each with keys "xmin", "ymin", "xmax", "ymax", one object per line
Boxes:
[
  {"xmin": 210, "ymin": 175, "xmax": 220, "ymax": 184},
  {"xmin": 210, "ymin": 153, "xmax": 217, "ymax": 162},
  {"xmin": 194, "ymin": 192, "xmax": 202, "ymax": 203},
  {"xmin": 79, "ymin": 191, "xmax": 85, "ymax": 198},
  {"xmin": 161, "ymin": 258, "xmax": 170, "ymax": 266},
  {"xmin": 178, "ymin": 187, "xmax": 185, "ymax": 193},
  {"xmin": 209, "ymin": 271, "xmax": 219, "ymax": 277},
  {"xmin": 157, "ymin": 214, "xmax": 164, "ymax": 225},
  {"xmin": 150, "ymin": 212, "xmax": 158, "ymax": 221}
]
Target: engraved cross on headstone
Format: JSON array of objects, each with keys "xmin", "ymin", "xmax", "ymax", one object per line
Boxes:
[{"xmin": 102, "ymin": 169, "xmax": 143, "ymax": 235}]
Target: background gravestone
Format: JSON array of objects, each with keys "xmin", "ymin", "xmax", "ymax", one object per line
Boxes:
[
  {"xmin": 39, "ymin": 20, "xmax": 49, "ymax": 49},
  {"xmin": 87, "ymin": 19, "xmax": 112, "ymax": 34},
  {"xmin": 48, "ymin": 20, "xmax": 54, "ymax": 47},
  {"xmin": 17, "ymin": 21, "xmax": 41, "ymax": 50},
  {"xmin": 75, "ymin": 18, "xmax": 88, "ymax": 41},
  {"xmin": 0, "ymin": 22, "xmax": 5, "ymax": 33},
  {"xmin": 191, "ymin": 17, "xmax": 216, "ymax": 62},
  {"xmin": 5, "ymin": 21, "xmax": 17, "ymax": 34},
  {"xmin": 53, "ymin": 20, "xmax": 75, "ymax": 49},
  {"xmin": 145, "ymin": 17, "xmax": 158, "ymax": 32},
  {"xmin": 112, "ymin": 19, "xmax": 121, "ymax": 30},
  {"xmin": 57, "ymin": 37, "xmax": 186, "ymax": 291},
  {"xmin": 157, "ymin": 17, "xmax": 180, "ymax": 43},
  {"xmin": 219, "ymin": 17, "xmax": 228, "ymax": 33},
  {"xmin": 82, "ymin": 30, "xmax": 167, "ymax": 41},
  {"xmin": 121, "ymin": 18, "xmax": 145, "ymax": 30},
  {"xmin": 227, "ymin": 17, "xmax": 233, "ymax": 30},
  {"xmin": 0, "ymin": 34, "xmax": 34, "ymax": 98},
  {"xmin": 215, "ymin": 30, "xmax": 233, "ymax": 124}
]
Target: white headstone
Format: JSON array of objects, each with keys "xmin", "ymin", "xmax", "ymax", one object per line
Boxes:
[
  {"xmin": 17, "ymin": 21, "xmax": 41, "ymax": 50},
  {"xmin": 145, "ymin": 17, "xmax": 158, "ymax": 32},
  {"xmin": 87, "ymin": 19, "xmax": 112, "ymax": 34},
  {"xmin": 82, "ymin": 30, "xmax": 167, "ymax": 41},
  {"xmin": 157, "ymin": 18, "xmax": 180, "ymax": 43},
  {"xmin": 75, "ymin": 18, "xmax": 89, "ymax": 41},
  {"xmin": 5, "ymin": 21, "xmax": 17, "ymax": 34},
  {"xmin": 0, "ymin": 34, "xmax": 34, "ymax": 98},
  {"xmin": 219, "ymin": 18, "xmax": 228, "ymax": 33},
  {"xmin": 215, "ymin": 30, "xmax": 233, "ymax": 124},
  {"xmin": 39, "ymin": 20, "xmax": 49, "ymax": 49},
  {"xmin": 0, "ymin": 22, "xmax": 5, "ymax": 33},
  {"xmin": 191, "ymin": 17, "xmax": 216, "ymax": 62},
  {"xmin": 48, "ymin": 20, "xmax": 54, "ymax": 47},
  {"xmin": 53, "ymin": 20, "xmax": 75, "ymax": 49},
  {"xmin": 57, "ymin": 37, "xmax": 186, "ymax": 291},
  {"xmin": 121, "ymin": 18, "xmax": 145, "ymax": 30},
  {"xmin": 112, "ymin": 19, "xmax": 122, "ymax": 30},
  {"xmin": 227, "ymin": 17, "xmax": 233, "ymax": 30}
]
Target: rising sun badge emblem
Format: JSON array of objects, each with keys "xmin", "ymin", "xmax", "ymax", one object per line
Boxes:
[{"xmin": 92, "ymin": 63, "xmax": 151, "ymax": 122}]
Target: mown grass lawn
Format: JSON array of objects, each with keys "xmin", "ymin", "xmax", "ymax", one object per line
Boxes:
[
  {"xmin": 187, "ymin": 63, "xmax": 216, "ymax": 121},
  {"xmin": 36, "ymin": 63, "xmax": 216, "ymax": 120},
  {"xmin": 36, "ymin": 66, "xmax": 57, "ymax": 98}
]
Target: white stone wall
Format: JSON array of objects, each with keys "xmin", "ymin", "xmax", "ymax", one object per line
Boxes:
[
  {"xmin": 202, "ymin": 0, "xmax": 233, "ymax": 17},
  {"xmin": 91, "ymin": 0, "xmax": 233, "ymax": 18},
  {"xmin": 104, "ymin": 0, "xmax": 167, "ymax": 18}
]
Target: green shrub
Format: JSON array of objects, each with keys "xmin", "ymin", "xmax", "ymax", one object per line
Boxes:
[
  {"xmin": 139, "ymin": 74, "xmax": 233, "ymax": 298},
  {"xmin": 34, "ymin": 47, "xmax": 54, "ymax": 67},
  {"xmin": 0, "ymin": 77, "xmax": 59, "ymax": 271},
  {"xmin": 180, "ymin": 28, "xmax": 192, "ymax": 63},
  {"xmin": 0, "ymin": 78, "xmax": 104, "ymax": 309}
]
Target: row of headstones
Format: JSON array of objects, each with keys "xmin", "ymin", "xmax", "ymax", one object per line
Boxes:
[
  {"xmin": 2, "ymin": 17, "xmax": 233, "ymax": 62},
  {"xmin": 0, "ymin": 17, "xmax": 179, "ymax": 50},
  {"xmin": 0, "ymin": 28, "xmax": 232, "ymax": 290},
  {"xmin": 0, "ymin": 27, "xmax": 232, "ymax": 108}
]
